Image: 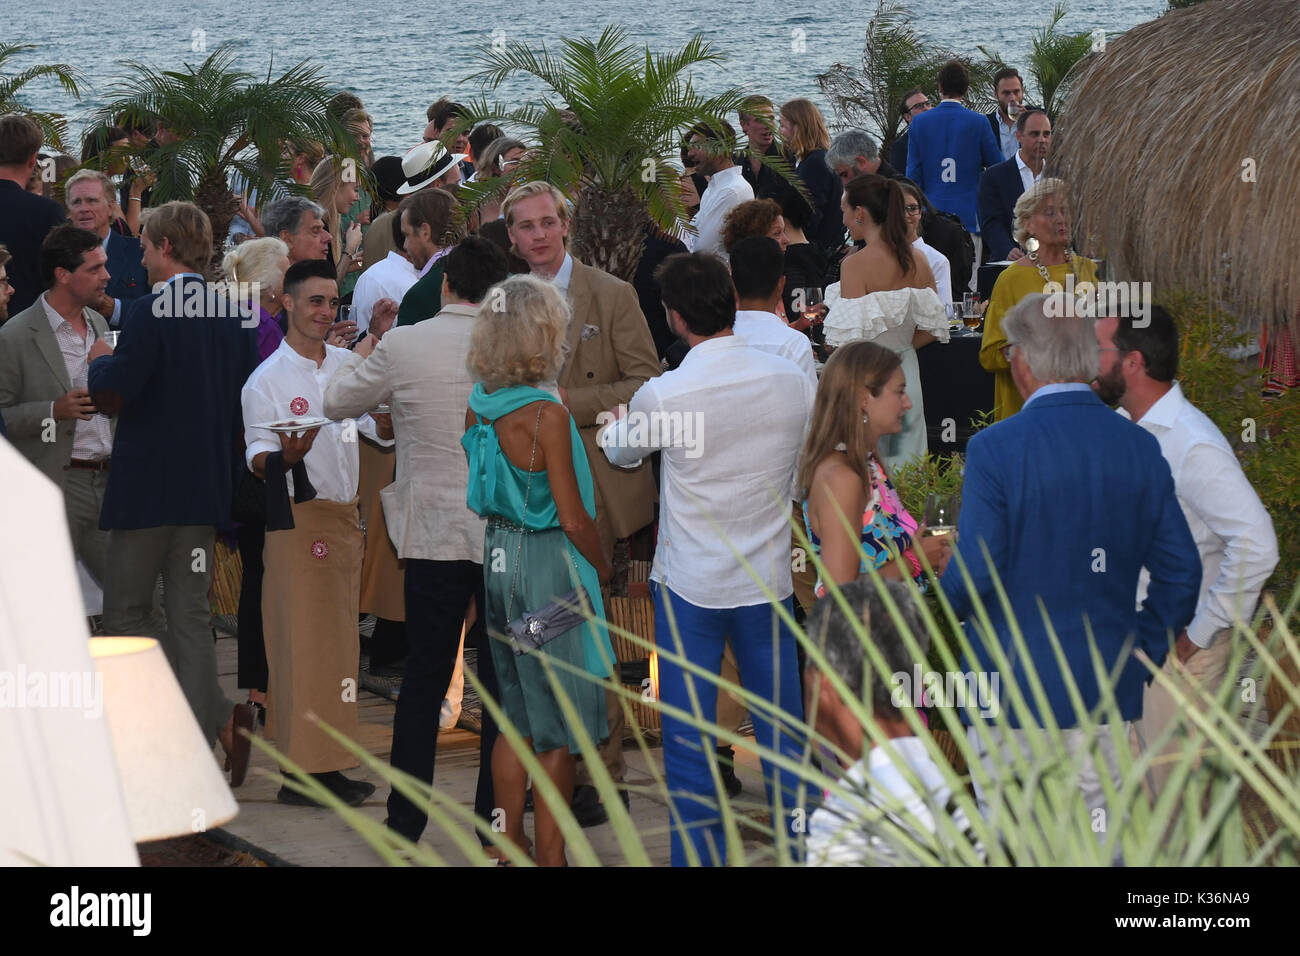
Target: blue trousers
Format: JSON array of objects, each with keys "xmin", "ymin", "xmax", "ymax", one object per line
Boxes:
[{"xmin": 652, "ymin": 582, "xmax": 808, "ymax": 866}]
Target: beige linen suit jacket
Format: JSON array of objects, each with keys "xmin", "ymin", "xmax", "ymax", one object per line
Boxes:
[
  {"xmin": 322, "ymin": 302, "xmax": 487, "ymax": 563},
  {"xmin": 560, "ymin": 259, "xmax": 661, "ymax": 541},
  {"xmin": 0, "ymin": 299, "xmax": 112, "ymax": 490}
]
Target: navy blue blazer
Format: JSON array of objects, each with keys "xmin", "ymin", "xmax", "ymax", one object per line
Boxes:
[
  {"xmin": 940, "ymin": 387, "xmax": 1201, "ymax": 728},
  {"xmin": 977, "ymin": 156, "xmax": 1025, "ymax": 263},
  {"xmin": 0, "ymin": 180, "xmax": 66, "ymax": 315},
  {"xmin": 889, "ymin": 131, "xmax": 909, "ymax": 175},
  {"xmin": 88, "ymin": 276, "xmax": 259, "ymax": 531},
  {"xmin": 104, "ymin": 232, "xmax": 150, "ymax": 326},
  {"xmin": 905, "ymin": 101, "xmax": 1002, "ymax": 233}
]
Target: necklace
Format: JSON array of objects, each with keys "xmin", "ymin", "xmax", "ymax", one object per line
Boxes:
[{"xmin": 1026, "ymin": 239, "xmax": 1076, "ymax": 284}]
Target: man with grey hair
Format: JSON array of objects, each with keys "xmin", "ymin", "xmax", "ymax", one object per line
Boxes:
[
  {"xmin": 825, "ymin": 129, "xmax": 903, "ymax": 184},
  {"xmin": 64, "ymin": 169, "xmax": 149, "ymax": 328},
  {"xmin": 803, "ymin": 577, "xmax": 980, "ymax": 866},
  {"xmin": 262, "ymin": 196, "xmax": 330, "ymax": 265},
  {"xmin": 940, "ymin": 293, "xmax": 1200, "ymax": 853}
]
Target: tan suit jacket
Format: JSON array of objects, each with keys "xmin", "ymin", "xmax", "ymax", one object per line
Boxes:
[
  {"xmin": 559, "ymin": 259, "xmax": 661, "ymax": 541},
  {"xmin": 0, "ymin": 299, "xmax": 112, "ymax": 490}
]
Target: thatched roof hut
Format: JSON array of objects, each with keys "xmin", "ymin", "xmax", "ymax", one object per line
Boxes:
[{"xmin": 1051, "ymin": 0, "xmax": 1300, "ymax": 328}]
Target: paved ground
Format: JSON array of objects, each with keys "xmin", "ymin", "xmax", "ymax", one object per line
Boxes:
[{"xmin": 214, "ymin": 634, "xmax": 774, "ymax": 866}]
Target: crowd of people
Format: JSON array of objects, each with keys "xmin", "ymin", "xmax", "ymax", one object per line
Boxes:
[{"xmin": 0, "ymin": 53, "xmax": 1283, "ymax": 867}]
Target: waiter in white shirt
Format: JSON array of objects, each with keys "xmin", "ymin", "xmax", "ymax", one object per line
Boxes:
[
  {"xmin": 599, "ymin": 252, "xmax": 815, "ymax": 866},
  {"xmin": 1093, "ymin": 307, "xmax": 1278, "ymax": 794},
  {"xmin": 681, "ymin": 119, "xmax": 754, "ymax": 261},
  {"xmin": 241, "ymin": 258, "xmax": 393, "ymax": 807}
]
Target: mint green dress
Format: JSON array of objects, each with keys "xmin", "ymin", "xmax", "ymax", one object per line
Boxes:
[{"xmin": 462, "ymin": 384, "xmax": 612, "ymax": 754}]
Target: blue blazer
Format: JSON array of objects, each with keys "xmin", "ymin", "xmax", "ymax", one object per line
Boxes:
[
  {"xmin": 905, "ymin": 101, "xmax": 1002, "ymax": 233},
  {"xmin": 796, "ymin": 149, "xmax": 845, "ymax": 256},
  {"xmin": 977, "ymin": 157, "xmax": 1025, "ymax": 263},
  {"xmin": 940, "ymin": 388, "xmax": 1201, "ymax": 728},
  {"xmin": 88, "ymin": 276, "xmax": 259, "ymax": 531},
  {"xmin": 104, "ymin": 232, "xmax": 150, "ymax": 325},
  {"xmin": 889, "ymin": 130, "xmax": 909, "ymax": 176}
]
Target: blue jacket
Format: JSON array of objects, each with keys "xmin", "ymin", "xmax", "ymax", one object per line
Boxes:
[
  {"xmin": 104, "ymin": 231, "xmax": 150, "ymax": 327},
  {"xmin": 797, "ymin": 149, "xmax": 845, "ymax": 256},
  {"xmin": 940, "ymin": 387, "xmax": 1201, "ymax": 728},
  {"xmin": 977, "ymin": 156, "xmax": 1026, "ymax": 263},
  {"xmin": 88, "ymin": 275, "xmax": 258, "ymax": 530},
  {"xmin": 906, "ymin": 101, "xmax": 1002, "ymax": 233}
]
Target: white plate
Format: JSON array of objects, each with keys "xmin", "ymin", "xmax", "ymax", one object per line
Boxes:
[{"xmin": 251, "ymin": 416, "xmax": 332, "ymax": 434}]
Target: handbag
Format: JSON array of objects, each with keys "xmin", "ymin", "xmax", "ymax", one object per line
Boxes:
[{"xmin": 503, "ymin": 404, "xmax": 592, "ymax": 657}]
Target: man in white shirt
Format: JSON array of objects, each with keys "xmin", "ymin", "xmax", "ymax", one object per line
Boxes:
[
  {"xmin": 242, "ymin": 258, "xmax": 391, "ymax": 808},
  {"xmin": 323, "ymin": 236, "xmax": 509, "ymax": 845},
  {"xmin": 1094, "ymin": 307, "xmax": 1279, "ymax": 793},
  {"xmin": 985, "ymin": 68, "xmax": 1025, "ymax": 161},
  {"xmin": 728, "ymin": 235, "xmax": 817, "ymax": 387},
  {"xmin": 350, "ymin": 212, "xmax": 417, "ymax": 335},
  {"xmin": 599, "ymin": 251, "xmax": 815, "ymax": 866},
  {"xmin": 803, "ymin": 577, "xmax": 981, "ymax": 866},
  {"xmin": 683, "ymin": 119, "xmax": 754, "ymax": 261}
]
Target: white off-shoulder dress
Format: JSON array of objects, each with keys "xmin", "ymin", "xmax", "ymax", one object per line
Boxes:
[{"xmin": 822, "ymin": 283, "xmax": 949, "ymax": 472}]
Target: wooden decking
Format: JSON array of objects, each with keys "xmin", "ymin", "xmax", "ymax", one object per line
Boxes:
[{"xmin": 214, "ymin": 634, "xmax": 772, "ymax": 866}]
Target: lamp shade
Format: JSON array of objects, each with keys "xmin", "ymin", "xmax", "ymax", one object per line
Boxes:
[{"xmin": 88, "ymin": 637, "xmax": 238, "ymax": 842}]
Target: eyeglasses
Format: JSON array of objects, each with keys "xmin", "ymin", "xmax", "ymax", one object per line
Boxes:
[
  {"xmin": 905, "ymin": 99, "xmax": 932, "ymax": 115},
  {"xmin": 999, "ymin": 343, "xmax": 1018, "ymax": 361},
  {"xmin": 903, "ymin": 203, "xmax": 921, "ymax": 214}
]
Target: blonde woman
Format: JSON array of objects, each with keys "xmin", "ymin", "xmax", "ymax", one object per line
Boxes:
[
  {"xmin": 221, "ymin": 236, "xmax": 291, "ymax": 364},
  {"xmin": 462, "ymin": 275, "xmax": 614, "ymax": 866},
  {"xmin": 310, "ymin": 155, "xmax": 363, "ymax": 285},
  {"xmin": 779, "ymin": 98, "xmax": 844, "ymax": 255},
  {"xmin": 979, "ymin": 177, "xmax": 1099, "ymax": 420},
  {"xmin": 799, "ymin": 341, "xmax": 951, "ymax": 599}
]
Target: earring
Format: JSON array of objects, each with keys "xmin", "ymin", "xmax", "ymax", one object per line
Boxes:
[{"xmin": 861, "ymin": 410, "xmax": 870, "ymax": 424}]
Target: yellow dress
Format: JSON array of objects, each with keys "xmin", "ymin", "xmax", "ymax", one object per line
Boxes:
[{"xmin": 979, "ymin": 256, "xmax": 1100, "ymax": 420}]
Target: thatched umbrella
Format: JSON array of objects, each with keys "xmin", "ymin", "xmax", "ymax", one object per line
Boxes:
[{"xmin": 1051, "ymin": 0, "xmax": 1300, "ymax": 328}]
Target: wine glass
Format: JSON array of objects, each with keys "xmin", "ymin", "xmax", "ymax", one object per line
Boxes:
[
  {"xmin": 793, "ymin": 287, "xmax": 824, "ymax": 326},
  {"xmin": 922, "ymin": 493, "xmax": 960, "ymax": 538}
]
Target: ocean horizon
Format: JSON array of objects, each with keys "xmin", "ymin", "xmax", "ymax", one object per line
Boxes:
[{"xmin": 9, "ymin": 0, "xmax": 1167, "ymax": 157}]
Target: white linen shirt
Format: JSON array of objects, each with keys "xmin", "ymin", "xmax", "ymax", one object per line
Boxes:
[
  {"xmin": 41, "ymin": 294, "xmax": 112, "ymax": 461},
  {"xmin": 1126, "ymin": 382, "xmax": 1278, "ymax": 647},
  {"xmin": 912, "ymin": 238, "xmax": 952, "ymax": 310},
  {"xmin": 687, "ymin": 165, "xmax": 753, "ymax": 260},
  {"xmin": 732, "ymin": 310, "xmax": 817, "ymax": 388},
  {"xmin": 1015, "ymin": 149, "xmax": 1042, "ymax": 195},
  {"xmin": 352, "ymin": 251, "xmax": 418, "ymax": 334},
  {"xmin": 242, "ymin": 339, "xmax": 389, "ymax": 503},
  {"xmin": 599, "ymin": 335, "xmax": 813, "ymax": 608}
]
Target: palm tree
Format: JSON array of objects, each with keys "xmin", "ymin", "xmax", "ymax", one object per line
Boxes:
[
  {"xmin": 1025, "ymin": 3, "xmax": 1097, "ymax": 116},
  {"xmin": 818, "ymin": 2, "xmax": 1000, "ymax": 159},
  {"xmin": 460, "ymin": 27, "xmax": 766, "ymax": 282},
  {"xmin": 91, "ymin": 44, "xmax": 356, "ymax": 267},
  {"xmin": 0, "ymin": 43, "xmax": 83, "ymax": 153}
]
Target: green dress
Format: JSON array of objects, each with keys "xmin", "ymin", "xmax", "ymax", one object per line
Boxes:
[{"xmin": 462, "ymin": 383, "xmax": 613, "ymax": 754}]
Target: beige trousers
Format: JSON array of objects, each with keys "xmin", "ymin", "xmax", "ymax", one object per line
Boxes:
[{"xmin": 1131, "ymin": 629, "xmax": 1234, "ymax": 796}]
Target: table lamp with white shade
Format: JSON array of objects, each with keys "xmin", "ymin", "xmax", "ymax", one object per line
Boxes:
[{"xmin": 88, "ymin": 637, "xmax": 239, "ymax": 841}]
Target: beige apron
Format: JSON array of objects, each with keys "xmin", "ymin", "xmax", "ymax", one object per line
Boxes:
[
  {"xmin": 262, "ymin": 497, "xmax": 364, "ymax": 772},
  {"xmin": 357, "ymin": 440, "xmax": 405, "ymax": 621}
]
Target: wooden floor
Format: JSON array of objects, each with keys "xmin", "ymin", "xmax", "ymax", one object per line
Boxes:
[{"xmin": 214, "ymin": 634, "xmax": 773, "ymax": 867}]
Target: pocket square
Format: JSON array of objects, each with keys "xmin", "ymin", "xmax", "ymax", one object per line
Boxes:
[{"xmin": 580, "ymin": 323, "xmax": 601, "ymax": 341}]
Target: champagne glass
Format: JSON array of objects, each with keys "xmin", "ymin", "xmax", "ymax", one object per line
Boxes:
[{"xmin": 922, "ymin": 493, "xmax": 960, "ymax": 538}]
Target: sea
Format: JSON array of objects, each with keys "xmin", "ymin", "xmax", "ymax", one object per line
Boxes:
[{"xmin": 7, "ymin": 0, "xmax": 1167, "ymax": 157}]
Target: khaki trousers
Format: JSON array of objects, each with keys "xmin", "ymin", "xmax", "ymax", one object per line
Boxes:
[
  {"xmin": 62, "ymin": 467, "xmax": 110, "ymax": 588},
  {"xmin": 1132, "ymin": 629, "xmax": 1234, "ymax": 796},
  {"xmin": 263, "ymin": 498, "xmax": 364, "ymax": 773}
]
